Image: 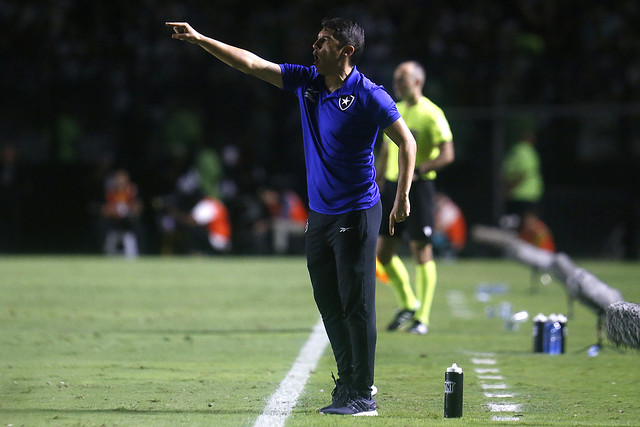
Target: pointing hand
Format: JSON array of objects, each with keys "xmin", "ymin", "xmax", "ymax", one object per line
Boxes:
[{"xmin": 165, "ymin": 22, "xmax": 201, "ymax": 44}]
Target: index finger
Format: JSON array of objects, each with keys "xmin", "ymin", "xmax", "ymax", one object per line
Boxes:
[{"xmin": 388, "ymin": 215, "xmax": 395, "ymax": 236}]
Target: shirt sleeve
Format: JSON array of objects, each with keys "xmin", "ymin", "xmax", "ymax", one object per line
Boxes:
[
  {"xmin": 430, "ymin": 110, "xmax": 453, "ymax": 146},
  {"xmin": 280, "ymin": 63, "xmax": 314, "ymax": 91},
  {"xmin": 368, "ymin": 86, "xmax": 401, "ymax": 130}
]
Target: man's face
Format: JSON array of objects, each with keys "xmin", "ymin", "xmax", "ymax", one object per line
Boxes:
[
  {"xmin": 392, "ymin": 64, "xmax": 416, "ymax": 100},
  {"xmin": 312, "ymin": 28, "xmax": 344, "ymax": 75}
]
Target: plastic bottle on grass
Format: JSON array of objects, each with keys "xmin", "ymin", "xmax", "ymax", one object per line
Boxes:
[
  {"xmin": 557, "ymin": 314, "xmax": 568, "ymax": 353},
  {"xmin": 548, "ymin": 319, "xmax": 563, "ymax": 355},
  {"xmin": 444, "ymin": 363, "xmax": 463, "ymax": 418},
  {"xmin": 532, "ymin": 313, "xmax": 547, "ymax": 353}
]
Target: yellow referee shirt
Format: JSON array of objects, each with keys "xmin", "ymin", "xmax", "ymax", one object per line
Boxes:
[{"xmin": 384, "ymin": 96, "xmax": 452, "ymax": 181}]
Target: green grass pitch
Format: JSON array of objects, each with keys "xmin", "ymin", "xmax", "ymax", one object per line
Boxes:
[{"xmin": 1, "ymin": 256, "xmax": 639, "ymax": 426}]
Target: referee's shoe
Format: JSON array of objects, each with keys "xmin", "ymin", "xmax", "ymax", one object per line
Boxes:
[
  {"xmin": 407, "ymin": 320, "xmax": 429, "ymax": 335},
  {"xmin": 387, "ymin": 309, "xmax": 415, "ymax": 331}
]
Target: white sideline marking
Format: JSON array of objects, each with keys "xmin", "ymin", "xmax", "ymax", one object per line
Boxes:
[
  {"xmin": 471, "ymin": 358, "xmax": 497, "ymax": 365},
  {"xmin": 489, "ymin": 403, "xmax": 521, "ymax": 412},
  {"xmin": 493, "ymin": 416, "xmax": 521, "ymax": 421},
  {"xmin": 254, "ymin": 319, "xmax": 329, "ymax": 427},
  {"xmin": 470, "ymin": 353, "xmax": 523, "ymax": 422},
  {"xmin": 475, "ymin": 368, "xmax": 500, "ymax": 374},
  {"xmin": 481, "ymin": 383, "xmax": 507, "ymax": 389},
  {"xmin": 469, "ymin": 352, "xmax": 496, "ymax": 357},
  {"xmin": 484, "ymin": 393, "xmax": 514, "ymax": 398}
]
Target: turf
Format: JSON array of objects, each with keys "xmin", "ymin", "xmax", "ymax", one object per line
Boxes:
[{"xmin": 1, "ymin": 256, "xmax": 639, "ymax": 426}]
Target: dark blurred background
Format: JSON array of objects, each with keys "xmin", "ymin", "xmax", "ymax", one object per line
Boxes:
[{"xmin": 1, "ymin": 0, "xmax": 639, "ymax": 258}]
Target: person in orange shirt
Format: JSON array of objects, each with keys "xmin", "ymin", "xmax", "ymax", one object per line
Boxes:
[
  {"xmin": 191, "ymin": 197, "xmax": 232, "ymax": 252},
  {"xmin": 433, "ymin": 192, "xmax": 467, "ymax": 255},
  {"xmin": 165, "ymin": 193, "xmax": 232, "ymax": 254},
  {"xmin": 100, "ymin": 169, "xmax": 143, "ymax": 258},
  {"xmin": 519, "ymin": 211, "xmax": 555, "ymax": 252},
  {"xmin": 257, "ymin": 187, "xmax": 308, "ymax": 254}
]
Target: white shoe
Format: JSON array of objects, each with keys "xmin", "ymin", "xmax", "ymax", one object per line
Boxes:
[{"xmin": 407, "ymin": 320, "xmax": 429, "ymax": 335}]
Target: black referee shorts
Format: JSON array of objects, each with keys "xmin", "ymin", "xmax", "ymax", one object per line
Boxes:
[{"xmin": 379, "ymin": 179, "xmax": 435, "ymax": 243}]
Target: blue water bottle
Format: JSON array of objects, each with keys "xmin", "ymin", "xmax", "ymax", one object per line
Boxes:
[{"xmin": 548, "ymin": 318, "xmax": 563, "ymax": 355}]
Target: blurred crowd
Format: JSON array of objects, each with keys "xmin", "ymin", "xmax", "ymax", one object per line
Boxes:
[{"xmin": 2, "ymin": 1, "xmax": 640, "ymax": 255}]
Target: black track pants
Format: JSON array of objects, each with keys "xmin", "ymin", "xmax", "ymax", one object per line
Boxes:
[{"xmin": 306, "ymin": 201, "xmax": 381, "ymax": 395}]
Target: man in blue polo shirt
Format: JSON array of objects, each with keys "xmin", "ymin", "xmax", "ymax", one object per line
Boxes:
[{"xmin": 167, "ymin": 17, "xmax": 416, "ymax": 416}]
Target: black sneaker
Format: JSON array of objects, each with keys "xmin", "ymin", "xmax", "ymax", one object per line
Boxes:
[
  {"xmin": 319, "ymin": 373, "xmax": 350, "ymax": 413},
  {"xmin": 387, "ymin": 309, "xmax": 415, "ymax": 331},
  {"xmin": 321, "ymin": 394, "xmax": 378, "ymax": 416}
]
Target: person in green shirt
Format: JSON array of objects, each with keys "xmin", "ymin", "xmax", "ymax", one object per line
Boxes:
[
  {"xmin": 376, "ymin": 61, "xmax": 454, "ymax": 335},
  {"xmin": 501, "ymin": 129, "xmax": 543, "ymax": 218}
]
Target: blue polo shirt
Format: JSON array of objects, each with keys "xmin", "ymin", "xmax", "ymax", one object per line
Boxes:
[{"xmin": 280, "ymin": 64, "xmax": 401, "ymax": 215}]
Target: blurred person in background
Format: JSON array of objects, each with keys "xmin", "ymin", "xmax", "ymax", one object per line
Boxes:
[
  {"xmin": 501, "ymin": 128, "xmax": 543, "ymax": 222},
  {"xmin": 166, "ymin": 192, "xmax": 232, "ymax": 254},
  {"xmin": 0, "ymin": 142, "xmax": 25, "ymax": 252},
  {"xmin": 376, "ymin": 61, "xmax": 454, "ymax": 336},
  {"xmin": 518, "ymin": 210, "xmax": 555, "ymax": 252},
  {"xmin": 153, "ymin": 169, "xmax": 231, "ymax": 255},
  {"xmin": 194, "ymin": 141, "xmax": 224, "ymax": 200},
  {"xmin": 500, "ymin": 127, "xmax": 554, "ymax": 251},
  {"xmin": 100, "ymin": 169, "xmax": 143, "ymax": 258},
  {"xmin": 256, "ymin": 186, "xmax": 308, "ymax": 254},
  {"xmin": 432, "ymin": 192, "xmax": 467, "ymax": 258}
]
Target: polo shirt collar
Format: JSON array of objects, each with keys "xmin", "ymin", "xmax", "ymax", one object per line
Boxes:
[{"xmin": 325, "ymin": 66, "xmax": 360, "ymax": 98}]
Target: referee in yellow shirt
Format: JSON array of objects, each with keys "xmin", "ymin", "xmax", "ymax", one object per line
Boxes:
[{"xmin": 376, "ymin": 61, "xmax": 454, "ymax": 335}]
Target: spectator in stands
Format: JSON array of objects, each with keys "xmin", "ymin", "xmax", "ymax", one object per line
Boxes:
[
  {"xmin": 518, "ymin": 210, "xmax": 555, "ymax": 251},
  {"xmin": 256, "ymin": 187, "xmax": 308, "ymax": 254},
  {"xmin": 154, "ymin": 171, "xmax": 231, "ymax": 255},
  {"xmin": 433, "ymin": 192, "xmax": 467, "ymax": 257},
  {"xmin": 100, "ymin": 169, "xmax": 143, "ymax": 258},
  {"xmin": 166, "ymin": 191, "xmax": 232, "ymax": 254}
]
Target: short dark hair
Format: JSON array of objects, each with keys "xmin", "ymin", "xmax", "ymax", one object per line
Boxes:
[{"xmin": 321, "ymin": 17, "xmax": 365, "ymax": 65}]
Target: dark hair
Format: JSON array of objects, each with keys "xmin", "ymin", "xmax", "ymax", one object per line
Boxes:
[{"xmin": 321, "ymin": 17, "xmax": 365, "ymax": 65}]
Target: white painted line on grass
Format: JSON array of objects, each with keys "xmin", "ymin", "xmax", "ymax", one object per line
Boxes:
[
  {"xmin": 470, "ymin": 353, "xmax": 523, "ymax": 422},
  {"xmin": 489, "ymin": 403, "xmax": 521, "ymax": 412},
  {"xmin": 484, "ymin": 393, "xmax": 514, "ymax": 398},
  {"xmin": 481, "ymin": 383, "xmax": 508, "ymax": 389},
  {"xmin": 254, "ymin": 319, "xmax": 329, "ymax": 427},
  {"xmin": 493, "ymin": 416, "xmax": 522, "ymax": 421},
  {"xmin": 471, "ymin": 358, "xmax": 497, "ymax": 365},
  {"xmin": 475, "ymin": 368, "xmax": 500, "ymax": 374},
  {"xmin": 469, "ymin": 352, "xmax": 496, "ymax": 357}
]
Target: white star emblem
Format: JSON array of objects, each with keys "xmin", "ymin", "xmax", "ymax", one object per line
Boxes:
[{"xmin": 339, "ymin": 95, "xmax": 355, "ymax": 111}]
